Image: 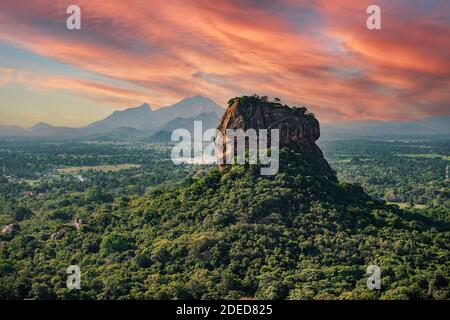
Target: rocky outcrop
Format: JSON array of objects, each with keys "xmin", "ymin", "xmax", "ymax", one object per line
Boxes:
[
  {"xmin": 72, "ymin": 218, "xmax": 83, "ymax": 231},
  {"xmin": 2, "ymin": 223, "xmax": 20, "ymax": 234},
  {"xmin": 217, "ymin": 96, "xmax": 334, "ymax": 177},
  {"xmin": 51, "ymin": 229, "xmax": 66, "ymax": 240}
]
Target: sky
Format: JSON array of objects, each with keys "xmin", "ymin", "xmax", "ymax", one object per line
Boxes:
[{"xmin": 0, "ymin": 0, "xmax": 449, "ymax": 127}]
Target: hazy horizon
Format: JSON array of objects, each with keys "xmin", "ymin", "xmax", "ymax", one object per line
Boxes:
[{"xmin": 1, "ymin": 96, "xmax": 449, "ymax": 129}]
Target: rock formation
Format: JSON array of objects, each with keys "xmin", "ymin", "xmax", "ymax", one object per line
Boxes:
[
  {"xmin": 72, "ymin": 218, "xmax": 83, "ymax": 231},
  {"xmin": 1, "ymin": 223, "xmax": 20, "ymax": 234},
  {"xmin": 51, "ymin": 229, "xmax": 66, "ymax": 240},
  {"xmin": 217, "ymin": 95, "xmax": 334, "ymax": 177}
]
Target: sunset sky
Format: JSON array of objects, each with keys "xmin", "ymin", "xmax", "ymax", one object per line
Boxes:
[{"xmin": 0, "ymin": 0, "xmax": 449, "ymax": 127}]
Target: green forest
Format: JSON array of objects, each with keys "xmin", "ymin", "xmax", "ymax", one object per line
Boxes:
[{"xmin": 0, "ymin": 136, "xmax": 449, "ymax": 300}]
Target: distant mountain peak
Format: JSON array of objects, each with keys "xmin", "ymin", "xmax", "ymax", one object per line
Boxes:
[
  {"xmin": 1, "ymin": 97, "xmax": 227, "ymax": 137},
  {"xmin": 172, "ymin": 95, "xmax": 217, "ymax": 106},
  {"xmin": 132, "ymin": 102, "xmax": 151, "ymax": 111},
  {"xmin": 31, "ymin": 122, "xmax": 52, "ymax": 130},
  {"xmin": 81, "ymin": 97, "xmax": 223, "ymax": 135},
  {"xmin": 187, "ymin": 95, "xmax": 212, "ymax": 101},
  {"xmin": 112, "ymin": 102, "xmax": 152, "ymax": 114},
  {"xmin": 168, "ymin": 95, "xmax": 224, "ymax": 117}
]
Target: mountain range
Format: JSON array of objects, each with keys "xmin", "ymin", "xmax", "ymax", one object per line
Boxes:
[
  {"xmin": 0, "ymin": 95, "xmax": 449, "ymax": 138},
  {"xmin": 0, "ymin": 95, "xmax": 224, "ymax": 138}
]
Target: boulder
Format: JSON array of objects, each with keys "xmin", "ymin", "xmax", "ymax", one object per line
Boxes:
[
  {"xmin": 1, "ymin": 223, "xmax": 20, "ymax": 234},
  {"xmin": 51, "ymin": 229, "xmax": 66, "ymax": 240},
  {"xmin": 72, "ymin": 218, "xmax": 82, "ymax": 231}
]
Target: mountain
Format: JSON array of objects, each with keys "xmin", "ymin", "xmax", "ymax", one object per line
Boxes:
[
  {"xmin": 0, "ymin": 96, "xmax": 225, "ymax": 137},
  {"xmin": 137, "ymin": 95, "xmax": 223, "ymax": 131},
  {"xmin": 0, "ymin": 123, "xmax": 79, "ymax": 137},
  {"xmin": 29, "ymin": 122, "xmax": 79, "ymax": 137},
  {"xmin": 84, "ymin": 103, "xmax": 152, "ymax": 134},
  {"xmin": 150, "ymin": 112, "xmax": 220, "ymax": 141},
  {"xmin": 30, "ymin": 122, "xmax": 52, "ymax": 130},
  {"xmin": 322, "ymin": 116, "xmax": 450, "ymax": 138},
  {"xmin": 0, "ymin": 125, "xmax": 28, "ymax": 136},
  {"xmin": 83, "ymin": 95, "xmax": 223, "ymax": 134}
]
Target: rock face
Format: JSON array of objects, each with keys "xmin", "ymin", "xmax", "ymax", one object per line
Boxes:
[
  {"xmin": 72, "ymin": 218, "xmax": 83, "ymax": 231},
  {"xmin": 217, "ymin": 96, "xmax": 334, "ymax": 177},
  {"xmin": 51, "ymin": 229, "xmax": 66, "ymax": 240},
  {"xmin": 2, "ymin": 223, "xmax": 20, "ymax": 234}
]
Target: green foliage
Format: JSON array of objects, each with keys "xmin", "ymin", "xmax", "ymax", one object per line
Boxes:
[
  {"xmin": 0, "ymin": 138, "xmax": 448, "ymax": 300},
  {"xmin": 85, "ymin": 187, "xmax": 113, "ymax": 203},
  {"xmin": 320, "ymin": 138, "xmax": 450, "ymax": 212},
  {"xmin": 12, "ymin": 207, "xmax": 32, "ymax": 221},
  {"xmin": 100, "ymin": 233, "xmax": 132, "ymax": 255},
  {"xmin": 49, "ymin": 208, "xmax": 72, "ymax": 220}
]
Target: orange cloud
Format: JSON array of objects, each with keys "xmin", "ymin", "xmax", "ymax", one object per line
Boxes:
[
  {"xmin": 0, "ymin": 0, "xmax": 448, "ymax": 121},
  {"xmin": 0, "ymin": 68, "xmax": 151, "ymax": 107}
]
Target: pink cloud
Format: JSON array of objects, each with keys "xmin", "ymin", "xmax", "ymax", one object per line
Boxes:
[{"xmin": 0, "ymin": 0, "xmax": 448, "ymax": 121}]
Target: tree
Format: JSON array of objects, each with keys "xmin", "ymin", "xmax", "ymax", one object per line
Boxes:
[
  {"xmin": 100, "ymin": 233, "xmax": 131, "ymax": 255},
  {"xmin": 84, "ymin": 187, "xmax": 112, "ymax": 203},
  {"xmin": 30, "ymin": 283, "xmax": 55, "ymax": 300},
  {"xmin": 13, "ymin": 207, "xmax": 32, "ymax": 221}
]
